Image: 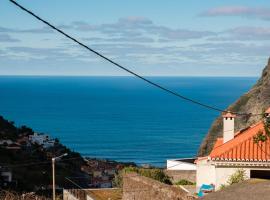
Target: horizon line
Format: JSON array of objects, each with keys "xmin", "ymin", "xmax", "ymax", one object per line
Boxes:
[{"xmin": 0, "ymin": 74, "xmax": 260, "ymax": 78}]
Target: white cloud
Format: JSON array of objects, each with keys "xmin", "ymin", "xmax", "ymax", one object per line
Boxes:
[{"xmin": 201, "ymin": 6, "xmax": 270, "ymax": 20}]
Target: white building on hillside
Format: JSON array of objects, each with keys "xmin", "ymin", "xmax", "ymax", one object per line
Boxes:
[
  {"xmin": 29, "ymin": 132, "xmax": 55, "ymax": 148},
  {"xmin": 196, "ymin": 108, "xmax": 270, "ymax": 191}
]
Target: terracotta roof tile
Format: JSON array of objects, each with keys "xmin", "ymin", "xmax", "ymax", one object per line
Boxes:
[{"xmin": 209, "ymin": 121, "xmax": 270, "ymax": 161}]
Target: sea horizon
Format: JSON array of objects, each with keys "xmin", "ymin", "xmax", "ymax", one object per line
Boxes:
[
  {"xmin": 0, "ymin": 76, "xmax": 258, "ymax": 166},
  {"xmin": 0, "ymin": 75, "xmax": 260, "ymax": 78}
]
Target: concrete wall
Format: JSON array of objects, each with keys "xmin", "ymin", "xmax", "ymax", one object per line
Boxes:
[
  {"xmin": 63, "ymin": 189, "xmax": 87, "ymax": 200},
  {"xmin": 167, "ymin": 160, "xmax": 196, "ymax": 170},
  {"xmin": 215, "ymin": 167, "xmax": 270, "ymax": 189},
  {"xmin": 215, "ymin": 167, "xmax": 248, "ymax": 189},
  {"xmin": 165, "ymin": 170, "xmax": 196, "ymax": 183},
  {"xmin": 197, "ymin": 159, "xmax": 270, "ymax": 191},
  {"xmin": 196, "ymin": 159, "xmax": 215, "ymax": 191},
  {"xmin": 122, "ymin": 173, "xmax": 196, "ymax": 200}
]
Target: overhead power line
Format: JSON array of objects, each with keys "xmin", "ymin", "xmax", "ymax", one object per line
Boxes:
[{"xmin": 9, "ymin": 0, "xmax": 262, "ymax": 117}]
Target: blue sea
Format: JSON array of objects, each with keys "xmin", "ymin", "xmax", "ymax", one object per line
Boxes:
[{"xmin": 0, "ymin": 76, "xmax": 257, "ymax": 166}]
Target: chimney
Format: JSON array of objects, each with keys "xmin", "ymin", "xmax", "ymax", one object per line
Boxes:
[{"xmin": 223, "ymin": 112, "xmax": 236, "ymax": 143}]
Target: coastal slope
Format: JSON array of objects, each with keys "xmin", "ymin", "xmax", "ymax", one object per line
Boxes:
[{"xmin": 198, "ymin": 57, "xmax": 270, "ymax": 156}]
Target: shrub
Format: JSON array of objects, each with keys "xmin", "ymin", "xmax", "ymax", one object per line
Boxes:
[
  {"xmin": 174, "ymin": 179, "xmax": 195, "ymax": 185},
  {"xmin": 219, "ymin": 184, "xmax": 227, "ymax": 190},
  {"xmin": 113, "ymin": 166, "xmax": 172, "ymax": 187},
  {"xmin": 219, "ymin": 169, "xmax": 247, "ymax": 190},
  {"xmin": 227, "ymin": 169, "xmax": 247, "ymax": 185}
]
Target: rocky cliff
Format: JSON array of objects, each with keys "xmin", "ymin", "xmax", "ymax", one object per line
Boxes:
[{"xmin": 198, "ymin": 57, "xmax": 270, "ymax": 156}]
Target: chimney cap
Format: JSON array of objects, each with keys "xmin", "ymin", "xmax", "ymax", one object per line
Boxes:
[{"xmin": 222, "ymin": 112, "xmax": 236, "ymax": 118}]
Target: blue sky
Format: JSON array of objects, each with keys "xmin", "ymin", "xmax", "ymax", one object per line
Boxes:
[{"xmin": 1, "ymin": 0, "xmax": 270, "ymax": 76}]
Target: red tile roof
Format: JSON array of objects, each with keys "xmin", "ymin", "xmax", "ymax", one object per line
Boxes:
[{"xmin": 209, "ymin": 121, "xmax": 270, "ymax": 161}]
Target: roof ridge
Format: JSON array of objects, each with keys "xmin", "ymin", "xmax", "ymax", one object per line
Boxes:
[
  {"xmin": 234, "ymin": 120, "xmax": 263, "ymax": 137},
  {"xmin": 212, "ymin": 121, "xmax": 263, "ymax": 152}
]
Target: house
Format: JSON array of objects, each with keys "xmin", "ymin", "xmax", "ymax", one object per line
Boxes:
[
  {"xmin": 29, "ymin": 132, "xmax": 49, "ymax": 145},
  {"xmin": 5, "ymin": 143, "xmax": 21, "ymax": 150},
  {"xmin": 63, "ymin": 188, "xmax": 122, "ymax": 200},
  {"xmin": 0, "ymin": 140, "xmax": 13, "ymax": 146},
  {"xmin": 196, "ymin": 108, "xmax": 270, "ymax": 191},
  {"xmin": 166, "ymin": 158, "xmax": 196, "ymax": 184},
  {"xmin": 29, "ymin": 132, "xmax": 55, "ymax": 149},
  {"xmin": 0, "ymin": 167, "xmax": 13, "ymax": 187},
  {"xmin": 17, "ymin": 136, "xmax": 31, "ymax": 148},
  {"xmin": 167, "ymin": 158, "xmax": 196, "ymax": 170},
  {"xmin": 43, "ymin": 139, "xmax": 55, "ymax": 149}
]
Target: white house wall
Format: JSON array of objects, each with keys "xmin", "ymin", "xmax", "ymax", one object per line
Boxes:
[
  {"xmin": 196, "ymin": 159, "xmax": 215, "ymax": 191},
  {"xmin": 167, "ymin": 160, "xmax": 196, "ymax": 170},
  {"xmin": 215, "ymin": 167, "xmax": 250, "ymax": 190},
  {"xmin": 197, "ymin": 159, "xmax": 270, "ymax": 191}
]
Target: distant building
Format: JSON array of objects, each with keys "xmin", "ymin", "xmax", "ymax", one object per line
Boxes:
[
  {"xmin": 29, "ymin": 132, "xmax": 55, "ymax": 149},
  {"xmin": 29, "ymin": 132, "xmax": 49, "ymax": 144},
  {"xmin": 0, "ymin": 167, "xmax": 13, "ymax": 187},
  {"xmin": 0, "ymin": 140, "xmax": 13, "ymax": 146},
  {"xmin": 93, "ymin": 171, "xmax": 102, "ymax": 178},
  {"xmin": 196, "ymin": 108, "xmax": 270, "ymax": 192},
  {"xmin": 166, "ymin": 158, "xmax": 196, "ymax": 170},
  {"xmin": 5, "ymin": 143, "xmax": 21, "ymax": 150},
  {"xmin": 63, "ymin": 188, "xmax": 122, "ymax": 200}
]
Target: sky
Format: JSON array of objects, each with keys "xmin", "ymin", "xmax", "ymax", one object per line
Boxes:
[{"xmin": 1, "ymin": 0, "xmax": 270, "ymax": 76}]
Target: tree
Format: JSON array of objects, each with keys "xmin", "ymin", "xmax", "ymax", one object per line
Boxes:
[{"xmin": 253, "ymin": 109, "xmax": 270, "ymax": 143}]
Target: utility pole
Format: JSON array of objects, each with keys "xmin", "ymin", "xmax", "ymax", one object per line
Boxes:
[{"xmin": 52, "ymin": 153, "xmax": 68, "ymax": 200}]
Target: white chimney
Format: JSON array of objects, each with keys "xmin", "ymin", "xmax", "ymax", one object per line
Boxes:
[{"xmin": 223, "ymin": 112, "xmax": 236, "ymax": 143}]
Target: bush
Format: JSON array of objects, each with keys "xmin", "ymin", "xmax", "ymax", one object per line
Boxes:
[
  {"xmin": 113, "ymin": 167, "xmax": 172, "ymax": 187},
  {"xmin": 174, "ymin": 179, "xmax": 195, "ymax": 185},
  {"xmin": 219, "ymin": 184, "xmax": 227, "ymax": 190},
  {"xmin": 227, "ymin": 169, "xmax": 247, "ymax": 185},
  {"xmin": 219, "ymin": 169, "xmax": 247, "ymax": 190}
]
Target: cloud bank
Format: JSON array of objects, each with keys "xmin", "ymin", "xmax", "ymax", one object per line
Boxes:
[{"xmin": 201, "ymin": 6, "xmax": 270, "ymax": 20}]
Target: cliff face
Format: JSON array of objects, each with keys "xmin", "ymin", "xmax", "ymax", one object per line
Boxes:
[{"xmin": 198, "ymin": 57, "xmax": 270, "ymax": 156}]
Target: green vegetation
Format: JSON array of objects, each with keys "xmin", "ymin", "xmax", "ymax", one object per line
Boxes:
[
  {"xmin": 232, "ymin": 95, "xmax": 250, "ymax": 111},
  {"xmin": 219, "ymin": 169, "xmax": 247, "ymax": 190},
  {"xmin": 253, "ymin": 110, "xmax": 270, "ymax": 143},
  {"xmin": 0, "ymin": 115, "xmax": 86, "ymax": 193},
  {"xmin": 174, "ymin": 179, "xmax": 195, "ymax": 185},
  {"xmin": 113, "ymin": 166, "xmax": 172, "ymax": 187},
  {"xmin": 227, "ymin": 169, "xmax": 247, "ymax": 185}
]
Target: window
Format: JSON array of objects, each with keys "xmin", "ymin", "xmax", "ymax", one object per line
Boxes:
[{"xmin": 250, "ymin": 170, "xmax": 270, "ymax": 179}]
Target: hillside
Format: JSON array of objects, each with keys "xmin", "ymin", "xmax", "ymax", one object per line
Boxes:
[
  {"xmin": 0, "ymin": 116, "xmax": 86, "ymax": 192},
  {"xmin": 198, "ymin": 57, "xmax": 270, "ymax": 156}
]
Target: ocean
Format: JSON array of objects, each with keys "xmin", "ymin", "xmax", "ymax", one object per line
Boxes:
[{"xmin": 0, "ymin": 76, "xmax": 257, "ymax": 166}]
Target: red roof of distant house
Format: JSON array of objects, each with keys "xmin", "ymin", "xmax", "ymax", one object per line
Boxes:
[{"xmin": 209, "ymin": 121, "xmax": 270, "ymax": 161}]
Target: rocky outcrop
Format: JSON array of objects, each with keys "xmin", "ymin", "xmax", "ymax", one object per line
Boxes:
[{"xmin": 198, "ymin": 57, "xmax": 270, "ymax": 156}]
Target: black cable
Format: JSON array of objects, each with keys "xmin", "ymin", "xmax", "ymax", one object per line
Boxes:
[{"xmin": 9, "ymin": 0, "xmax": 260, "ymax": 116}]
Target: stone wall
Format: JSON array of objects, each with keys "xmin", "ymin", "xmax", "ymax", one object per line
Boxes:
[
  {"xmin": 122, "ymin": 173, "xmax": 196, "ymax": 200},
  {"xmin": 165, "ymin": 170, "xmax": 196, "ymax": 183},
  {"xmin": 63, "ymin": 189, "xmax": 87, "ymax": 200}
]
